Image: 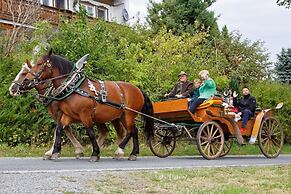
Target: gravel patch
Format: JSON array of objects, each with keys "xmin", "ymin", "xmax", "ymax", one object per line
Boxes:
[{"xmin": 0, "ymin": 172, "xmax": 105, "ymax": 193}]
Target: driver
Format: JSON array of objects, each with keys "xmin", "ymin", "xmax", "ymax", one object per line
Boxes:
[{"xmin": 164, "ymin": 71, "xmax": 193, "ymax": 98}]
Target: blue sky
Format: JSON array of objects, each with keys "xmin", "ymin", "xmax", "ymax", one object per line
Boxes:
[{"xmin": 128, "ymin": 0, "xmax": 291, "ymax": 62}]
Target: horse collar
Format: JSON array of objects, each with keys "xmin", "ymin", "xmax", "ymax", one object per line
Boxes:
[{"xmin": 39, "ymin": 65, "xmax": 86, "ymax": 102}]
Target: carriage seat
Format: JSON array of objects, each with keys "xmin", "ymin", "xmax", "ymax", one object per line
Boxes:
[{"xmin": 196, "ymin": 96, "xmax": 223, "ymax": 110}]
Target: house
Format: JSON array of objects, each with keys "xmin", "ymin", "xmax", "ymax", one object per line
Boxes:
[
  {"xmin": 0, "ymin": 0, "xmax": 129, "ymax": 31},
  {"xmin": 39, "ymin": 0, "xmax": 130, "ymax": 23}
]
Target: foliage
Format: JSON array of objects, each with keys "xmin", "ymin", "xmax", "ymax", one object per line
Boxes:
[
  {"xmin": 216, "ymin": 26, "xmax": 271, "ymax": 84},
  {"xmin": 277, "ymin": 0, "xmax": 291, "ymax": 8},
  {"xmin": 0, "ymin": 57, "xmax": 55, "ymax": 146},
  {"xmin": 275, "ymin": 48, "xmax": 291, "ymax": 84},
  {"xmin": 147, "ymin": 0, "xmax": 219, "ymax": 37},
  {"xmin": 0, "ymin": 10, "xmax": 289, "ymax": 146},
  {"xmin": 250, "ymin": 81, "xmax": 291, "ymax": 143}
]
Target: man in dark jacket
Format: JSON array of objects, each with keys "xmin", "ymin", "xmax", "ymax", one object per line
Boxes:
[
  {"xmin": 164, "ymin": 71, "xmax": 193, "ymax": 98},
  {"xmin": 233, "ymin": 87, "xmax": 257, "ymax": 132}
]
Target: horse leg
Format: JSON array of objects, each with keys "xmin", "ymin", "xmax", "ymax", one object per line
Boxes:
[
  {"xmin": 43, "ymin": 129, "xmax": 56, "ymax": 160},
  {"xmin": 96, "ymin": 123, "xmax": 109, "ymax": 149},
  {"xmin": 122, "ymin": 113, "xmax": 140, "ymax": 161},
  {"xmin": 112, "ymin": 119, "xmax": 126, "ymax": 144},
  {"xmin": 51, "ymin": 122, "xmax": 63, "ymax": 160},
  {"xmin": 114, "ymin": 132, "xmax": 132, "ymax": 159},
  {"xmin": 114, "ymin": 112, "xmax": 139, "ymax": 160},
  {"xmin": 128, "ymin": 125, "xmax": 139, "ymax": 161},
  {"xmin": 86, "ymin": 127, "xmax": 100, "ymax": 162},
  {"xmin": 63, "ymin": 126, "xmax": 84, "ymax": 159}
]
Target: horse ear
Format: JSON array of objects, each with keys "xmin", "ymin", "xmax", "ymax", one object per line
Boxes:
[
  {"xmin": 48, "ymin": 48, "xmax": 53, "ymax": 57},
  {"xmin": 26, "ymin": 59, "xmax": 32, "ymax": 68}
]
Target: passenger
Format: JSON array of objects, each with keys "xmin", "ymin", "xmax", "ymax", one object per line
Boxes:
[
  {"xmin": 189, "ymin": 70, "xmax": 216, "ymax": 114},
  {"xmin": 164, "ymin": 71, "xmax": 193, "ymax": 99},
  {"xmin": 189, "ymin": 79, "xmax": 201, "ymax": 102},
  {"xmin": 233, "ymin": 87, "xmax": 257, "ymax": 133}
]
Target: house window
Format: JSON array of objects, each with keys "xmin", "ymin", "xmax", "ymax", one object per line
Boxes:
[
  {"xmin": 41, "ymin": 0, "xmax": 52, "ymax": 6},
  {"xmin": 85, "ymin": 5, "xmax": 95, "ymax": 17},
  {"xmin": 97, "ymin": 8, "xmax": 106, "ymax": 20},
  {"xmin": 55, "ymin": 0, "xmax": 65, "ymax": 9}
]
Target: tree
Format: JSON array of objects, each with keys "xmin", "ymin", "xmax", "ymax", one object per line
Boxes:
[
  {"xmin": 275, "ymin": 48, "xmax": 291, "ymax": 84},
  {"xmin": 147, "ymin": 0, "xmax": 219, "ymax": 37},
  {"xmin": 214, "ymin": 26, "xmax": 271, "ymax": 83},
  {"xmin": 2, "ymin": 0, "xmax": 41, "ymax": 56},
  {"xmin": 277, "ymin": 0, "xmax": 291, "ymax": 8}
]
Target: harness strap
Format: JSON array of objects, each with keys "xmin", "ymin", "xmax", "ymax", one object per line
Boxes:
[
  {"xmin": 114, "ymin": 81, "xmax": 125, "ymax": 103},
  {"xmin": 74, "ymin": 88, "xmax": 125, "ymax": 109},
  {"xmin": 99, "ymin": 80, "xmax": 107, "ymax": 103}
]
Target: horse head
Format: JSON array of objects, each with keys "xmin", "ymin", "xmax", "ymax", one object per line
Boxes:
[
  {"xmin": 21, "ymin": 49, "xmax": 67, "ymax": 91},
  {"xmin": 9, "ymin": 60, "xmax": 34, "ymax": 96}
]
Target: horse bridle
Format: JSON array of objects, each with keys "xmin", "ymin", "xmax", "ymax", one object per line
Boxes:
[
  {"xmin": 32, "ymin": 59, "xmax": 52, "ymax": 82},
  {"xmin": 11, "ymin": 63, "xmax": 41, "ymax": 93},
  {"xmin": 23, "ymin": 58, "xmax": 71, "ymax": 90}
]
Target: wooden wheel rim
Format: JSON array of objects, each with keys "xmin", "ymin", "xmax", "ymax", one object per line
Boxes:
[
  {"xmin": 220, "ymin": 138, "xmax": 233, "ymax": 157},
  {"xmin": 149, "ymin": 128, "xmax": 176, "ymax": 158},
  {"xmin": 197, "ymin": 121, "xmax": 224, "ymax": 160},
  {"xmin": 259, "ymin": 117, "xmax": 284, "ymax": 158}
]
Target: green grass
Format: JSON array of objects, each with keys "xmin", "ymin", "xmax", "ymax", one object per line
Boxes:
[
  {"xmin": 0, "ymin": 142, "xmax": 290, "ymax": 157},
  {"xmin": 92, "ymin": 165, "xmax": 291, "ymax": 193}
]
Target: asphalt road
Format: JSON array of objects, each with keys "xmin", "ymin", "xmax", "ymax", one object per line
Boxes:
[{"xmin": 1, "ymin": 155, "xmax": 291, "ymax": 174}]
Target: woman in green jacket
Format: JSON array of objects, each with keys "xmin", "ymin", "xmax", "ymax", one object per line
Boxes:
[{"xmin": 189, "ymin": 70, "xmax": 217, "ymax": 113}]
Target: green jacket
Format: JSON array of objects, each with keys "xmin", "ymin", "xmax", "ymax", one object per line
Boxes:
[{"xmin": 198, "ymin": 78, "xmax": 216, "ymax": 99}]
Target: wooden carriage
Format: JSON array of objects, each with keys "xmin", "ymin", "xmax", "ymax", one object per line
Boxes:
[{"xmin": 149, "ymin": 97, "xmax": 284, "ymax": 160}]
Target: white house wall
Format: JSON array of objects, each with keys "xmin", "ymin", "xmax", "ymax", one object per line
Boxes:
[
  {"xmin": 68, "ymin": 0, "xmax": 75, "ymax": 11},
  {"xmin": 78, "ymin": 0, "xmax": 129, "ymax": 23}
]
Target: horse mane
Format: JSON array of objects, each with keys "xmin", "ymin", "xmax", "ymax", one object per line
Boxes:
[{"xmin": 43, "ymin": 54, "xmax": 74, "ymax": 75}]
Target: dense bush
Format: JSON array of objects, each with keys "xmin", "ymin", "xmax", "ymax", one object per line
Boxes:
[
  {"xmin": 250, "ymin": 81, "xmax": 291, "ymax": 143},
  {"xmin": 0, "ymin": 57, "xmax": 55, "ymax": 146},
  {"xmin": 0, "ymin": 14, "xmax": 289, "ymax": 146}
]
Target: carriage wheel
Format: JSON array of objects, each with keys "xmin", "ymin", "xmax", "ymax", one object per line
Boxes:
[
  {"xmin": 220, "ymin": 138, "xmax": 233, "ymax": 157},
  {"xmin": 149, "ymin": 128, "xmax": 176, "ymax": 158},
  {"xmin": 258, "ymin": 116, "xmax": 284, "ymax": 158},
  {"xmin": 196, "ymin": 121, "xmax": 224, "ymax": 160}
]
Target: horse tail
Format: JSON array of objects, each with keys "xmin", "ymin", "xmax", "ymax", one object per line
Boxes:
[{"xmin": 141, "ymin": 91, "xmax": 154, "ymax": 142}]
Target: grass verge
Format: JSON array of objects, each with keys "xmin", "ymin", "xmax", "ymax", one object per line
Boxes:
[
  {"xmin": 0, "ymin": 142, "xmax": 290, "ymax": 157},
  {"xmin": 93, "ymin": 165, "xmax": 291, "ymax": 193}
]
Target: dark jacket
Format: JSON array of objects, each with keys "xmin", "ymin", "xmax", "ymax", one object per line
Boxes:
[
  {"xmin": 168, "ymin": 80, "xmax": 193, "ymax": 98},
  {"xmin": 233, "ymin": 94, "xmax": 257, "ymax": 114}
]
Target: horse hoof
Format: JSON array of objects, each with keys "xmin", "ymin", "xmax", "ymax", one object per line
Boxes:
[
  {"xmin": 43, "ymin": 155, "xmax": 52, "ymax": 160},
  {"xmin": 89, "ymin": 155, "xmax": 100, "ymax": 162},
  {"xmin": 128, "ymin": 155, "xmax": 137, "ymax": 161},
  {"xmin": 113, "ymin": 153, "xmax": 124, "ymax": 160},
  {"xmin": 113, "ymin": 147, "xmax": 124, "ymax": 160},
  {"xmin": 51, "ymin": 153, "xmax": 60, "ymax": 160},
  {"xmin": 76, "ymin": 153, "xmax": 84, "ymax": 159}
]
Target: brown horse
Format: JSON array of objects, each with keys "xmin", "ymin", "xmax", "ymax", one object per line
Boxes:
[
  {"xmin": 21, "ymin": 50, "xmax": 154, "ymax": 161},
  {"xmin": 9, "ymin": 61, "xmax": 126, "ymax": 160}
]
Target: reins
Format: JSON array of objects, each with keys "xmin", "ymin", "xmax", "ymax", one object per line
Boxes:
[{"xmin": 38, "ymin": 73, "xmax": 71, "ymax": 84}]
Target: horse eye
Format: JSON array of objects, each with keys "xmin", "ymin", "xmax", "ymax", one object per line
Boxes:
[{"xmin": 23, "ymin": 78, "xmax": 30, "ymax": 83}]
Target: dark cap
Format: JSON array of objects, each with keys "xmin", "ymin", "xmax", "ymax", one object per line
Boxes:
[{"xmin": 178, "ymin": 71, "xmax": 187, "ymax": 77}]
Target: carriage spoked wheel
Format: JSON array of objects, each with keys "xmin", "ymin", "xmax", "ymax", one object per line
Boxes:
[
  {"xmin": 149, "ymin": 127, "xmax": 176, "ymax": 158},
  {"xmin": 258, "ymin": 116, "xmax": 284, "ymax": 158},
  {"xmin": 196, "ymin": 121, "xmax": 224, "ymax": 160},
  {"xmin": 220, "ymin": 138, "xmax": 233, "ymax": 157}
]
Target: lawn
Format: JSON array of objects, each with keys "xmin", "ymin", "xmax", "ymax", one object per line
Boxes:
[
  {"xmin": 0, "ymin": 141, "xmax": 290, "ymax": 157},
  {"xmin": 93, "ymin": 165, "xmax": 291, "ymax": 193}
]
